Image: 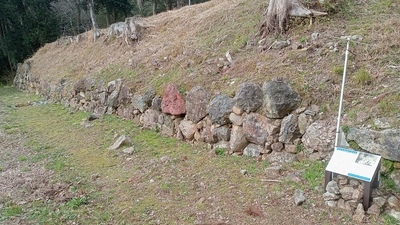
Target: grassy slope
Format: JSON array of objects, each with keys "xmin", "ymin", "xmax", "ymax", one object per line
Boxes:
[{"xmin": 28, "ymin": 0, "xmax": 400, "ymax": 127}]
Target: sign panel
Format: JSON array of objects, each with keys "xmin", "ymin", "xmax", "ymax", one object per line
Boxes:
[{"xmin": 326, "ymin": 147, "xmax": 381, "ymax": 182}]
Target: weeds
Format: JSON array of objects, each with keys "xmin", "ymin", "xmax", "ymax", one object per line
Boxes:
[
  {"xmin": 354, "ymin": 68, "xmax": 371, "ymax": 85},
  {"xmin": 66, "ymin": 196, "xmax": 89, "ymax": 209}
]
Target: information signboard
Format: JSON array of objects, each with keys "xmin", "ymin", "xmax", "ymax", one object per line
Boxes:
[{"xmin": 326, "ymin": 147, "xmax": 381, "ymax": 182}]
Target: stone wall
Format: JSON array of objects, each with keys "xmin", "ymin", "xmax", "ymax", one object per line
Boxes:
[{"xmin": 13, "ymin": 61, "xmax": 400, "ymax": 218}]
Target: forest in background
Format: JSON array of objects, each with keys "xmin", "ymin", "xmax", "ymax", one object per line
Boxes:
[{"xmin": 0, "ymin": 0, "xmax": 209, "ymax": 84}]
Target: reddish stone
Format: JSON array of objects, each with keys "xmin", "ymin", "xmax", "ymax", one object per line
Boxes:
[{"xmin": 161, "ymin": 84, "xmax": 186, "ymax": 116}]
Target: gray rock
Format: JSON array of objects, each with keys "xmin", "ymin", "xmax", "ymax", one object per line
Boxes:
[
  {"xmin": 323, "ymin": 192, "xmax": 341, "ymax": 201},
  {"xmin": 337, "ymin": 199, "xmax": 346, "ymax": 209},
  {"xmin": 298, "ymin": 113, "xmax": 313, "ymax": 135},
  {"xmin": 271, "ymin": 142, "xmax": 284, "ymax": 152},
  {"xmin": 229, "ymin": 125, "xmax": 248, "ymax": 153},
  {"xmin": 212, "ymin": 125, "xmax": 230, "ymax": 142},
  {"xmin": 326, "ymin": 180, "xmax": 340, "ymax": 194},
  {"xmin": 99, "ymin": 91, "xmax": 107, "ymax": 106},
  {"xmin": 285, "ymin": 144, "xmax": 297, "ymax": 154},
  {"xmin": 302, "ymin": 120, "xmax": 335, "ymax": 159},
  {"xmin": 117, "ymin": 85, "xmax": 132, "ymax": 105},
  {"xmin": 373, "ymin": 196, "xmax": 386, "ymax": 207},
  {"xmin": 243, "ymin": 143, "xmax": 261, "ymax": 157},
  {"xmin": 389, "ymin": 209, "xmax": 400, "ymax": 221},
  {"xmin": 141, "ymin": 109, "xmax": 161, "ymax": 129},
  {"xmin": 132, "ymin": 94, "xmax": 148, "ymax": 113},
  {"xmin": 160, "ymin": 114, "xmax": 175, "ymax": 136},
  {"xmin": 352, "ymin": 188, "xmax": 363, "ymax": 201},
  {"xmin": 270, "ymin": 40, "xmax": 290, "ymax": 50},
  {"xmin": 388, "ymin": 195, "xmax": 400, "ymax": 209},
  {"xmin": 390, "ymin": 169, "xmax": 400, "ymax": 186},
  {"xmin": 208, "ymin": 94, "xmax": 235, "ymax": 125},
  {"xmin": 265, "ymin": 151, "xmax": 297, "ymax": 164},
  {"xmin": 186, "ymin": 86, "xmax": 210, "ymax": 123},
  {"xmin": 243, "ymin": 113, "xmax": 271, "ymax": 145},
  {"xmin": 353, "ymin": 203, "xmax": 365, "ymax": 223},
  {"xmin": 367, "ymin": 203, "xmax": 382, "ymax": 215},
  {"xmin": 347, "ymin": 127, "xmax": 400, "ymax": 161},
  {"xmin": 279, "ymin": 114, "xmax": 300, "ymax": 144},
  {"xmin": 143, "ymin": 87, "xmax": 155, "ymax": 107},
  {"xmin": 261, "ymin": 80, "xmax": 301, "ymax": 119},
  {"xmin": 325, "ymin": 200, "xmax": 337, "ymax": 207},
  {"xmin": 151, "ymin": 96, "xmax": 162, "ymax": 111},
  {"xmin": 199, "ymin": 117, "xmax": 215, "ymax": 143},
  {"xmin": 122, "ymin": 147, "xmax": 135, "ymax": 155},
  {"xmin": 106, "ymin": 79, "xmax": 123, "ymax": 109},
  {"xmin": 340, "ymin": 186, "xmax": 355, "ymax": 201},
  {"xmin": 213, "ymin": 141, "xmax": 229, "ymax": 151},
  {"xmin": 179, "ymin": 120, "xmax": 197, "ymax": 141},
  {"xmin": 233, "ymin": 82, "xmax": 263, "ymax": 113},
  {"xmin": 108, "ymin": 135, "xmax": 131, "ymax": 150},
  {"xmin": 311, "ymin": 32, "xmax": 319, "ymax": 40},
  {"xmin": 294, "ymin": 189, "xmax": 306, "ymax": 205},
  {"xmin": 229, "ymin": 113, "xmax": 243, "ymax": 126}
]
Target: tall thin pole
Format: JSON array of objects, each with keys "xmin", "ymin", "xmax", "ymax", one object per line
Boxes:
[{"xmin": 334, "ymin": 38, "xmax": 351, "ymax": 148}]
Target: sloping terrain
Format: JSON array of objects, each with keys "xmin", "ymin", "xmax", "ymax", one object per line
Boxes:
[
  {"xmin": 3, "ymin": 0, "xmax": 400, "ymax": 224},
  {"xmin": 28, "ymin": 0, "xmax": 400, "ymax": 127}
]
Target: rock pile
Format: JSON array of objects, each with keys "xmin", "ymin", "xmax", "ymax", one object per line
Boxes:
[{"xmin": 324, "ymin": 177, "xmax": 400, "ymax": 222}]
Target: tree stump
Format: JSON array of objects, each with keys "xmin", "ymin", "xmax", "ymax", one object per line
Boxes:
[{"xmin": 259, "ymin": 0, "xmax": 328, "ymax": 49}]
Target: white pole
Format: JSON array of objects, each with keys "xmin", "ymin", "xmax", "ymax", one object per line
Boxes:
[
  {"xmin": 334, "ymin": 38, "xmax": 351, "ymax": 148},
  {"xmin": 189, "ymin": 0, "xmax": 191, "ymax": 5}
]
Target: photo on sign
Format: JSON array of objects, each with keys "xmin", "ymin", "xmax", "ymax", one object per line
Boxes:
[{"xmin": 355, "ymin": 152, "xmax": 378, "ymax": 167}]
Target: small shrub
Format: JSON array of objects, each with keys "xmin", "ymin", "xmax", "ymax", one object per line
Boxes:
[
  {"xmin": 342, "ymin": 125, "xmax": 350, "ymax": 134},
  {"xmin": 296, "ymin": 144, "xmax": 305, "ymax": 153},
  {"xmin": 354, "ymin": 68, "xmax": 371, "ymax": 85},
  {"xmin": 215, "ymin": 148, "xmax": 225, "ymax": 156},
  {"xmin": 333, "ymin": 66, "xmax": 344, "ymax": 76}
]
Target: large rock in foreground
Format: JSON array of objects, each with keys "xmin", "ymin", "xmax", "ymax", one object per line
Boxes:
[{"xmin": 261, "ymin": 80, "xmax": 301, "ymax": 119}]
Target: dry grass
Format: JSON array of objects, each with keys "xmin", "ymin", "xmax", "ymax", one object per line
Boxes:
[{"xmin": 28, "ymin": 0, "xmax": 400, "ymax": 124}]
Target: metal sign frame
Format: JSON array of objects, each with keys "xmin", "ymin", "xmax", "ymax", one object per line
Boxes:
[{"xmin": 324, "ymin": 38, "xmax": 381, "ymax": 210}]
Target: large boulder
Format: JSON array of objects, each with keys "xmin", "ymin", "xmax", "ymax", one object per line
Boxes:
[
  {"xmin": 208, "ymin": 94, "xmax": 235, "ymax": 125},
  {"xmin": 186, "ymin": 86, "xmax": 210, "ymax": 123},
  {"xmin": 234, "ymin": 82, "xmax": 263, "ymax": 113},
  {"xmin": 302, "ymin": 120, "xmax": 336, "ymax": 159},
  {"xmin": 243, "ymin": 113, "xmax": 272, "ymax": 146},
  {"xmin": 347, "ymin": 128, "xmax": 400, "ymax": 162},
  {"xmin": 161, "ymin": 83, "xmax": 186, "ymax": 116},
  {"xmin": 261, "ymin": 80, "xmax": 301, "ymax": 119}
]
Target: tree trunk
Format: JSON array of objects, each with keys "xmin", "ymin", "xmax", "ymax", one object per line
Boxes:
[
  {"xmin": 88, "ymin": 0, "xmax": 97, "ymax": 42},
  {"xmin": 137, "ymin": 0, "xmax": 143, "ymax": 12},
  {"xmin": 259, "ymin": 0, "xmax": 327, "ymax": 39}
]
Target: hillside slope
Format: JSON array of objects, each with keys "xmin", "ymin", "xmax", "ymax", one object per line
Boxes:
[{"xmin": 28, "ymin": 0, "xmax": 400, "ymax": 127}]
